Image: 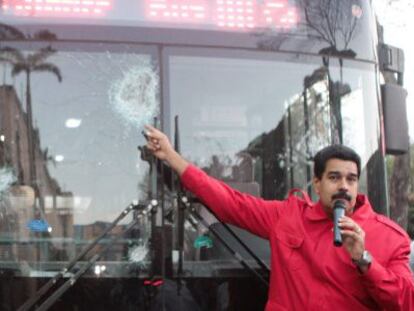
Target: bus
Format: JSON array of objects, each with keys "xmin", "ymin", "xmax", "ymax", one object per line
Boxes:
[{"xmin": 0, "ymin": 0, "xmax": 409, "ymax": 310}]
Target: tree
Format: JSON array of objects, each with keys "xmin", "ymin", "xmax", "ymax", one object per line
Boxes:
[
  {"xmin": 0, "ymin": 22, "xmax": 25, "ymax": 40},
  {"xmin": 300, "ymin": 0, "xmax": 361, "ymax": 53},
  {"xmin": 406, "ymin": 143, "xmax": 414, "ymax": 237},
  {"xmin": 389, "ymin": 152, "xmax": 410, "ymax": 229},
  {"xmin": 0, "ymin": 46, "xmax": 62, "ymax": 195},
  {"xmin": 377, "ymin": 0, "xmax": 414, "ymax": 221}
]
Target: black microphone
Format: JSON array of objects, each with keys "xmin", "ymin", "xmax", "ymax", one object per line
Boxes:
[{"xmin": 333, "ymin": 200, "xmax": 346, "ymax": 247}]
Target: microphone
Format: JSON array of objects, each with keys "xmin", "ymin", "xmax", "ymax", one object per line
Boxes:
[{"xmin": 333, "ymin": 200, "xmax": 346, "ymax": 247}]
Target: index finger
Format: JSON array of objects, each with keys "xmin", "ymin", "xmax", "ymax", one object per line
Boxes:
[
  {"xmin": 338, "ymin": 216, "xmax": 355, "ymax": 224},
  {"xmin": 144, "ymin": 124, "xmax": 162, "ymax": 137}
]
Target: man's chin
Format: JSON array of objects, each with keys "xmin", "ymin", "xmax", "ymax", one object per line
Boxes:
[{"xmin": 345, "ymin": 203, "xmax": 356, "ymax": 215}]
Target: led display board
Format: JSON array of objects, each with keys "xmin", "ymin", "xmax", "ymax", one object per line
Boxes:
[
  {"xmin": 2, "ymin": 0, "xmax": 113, "ymax": 16},
  {"xmin": 145, "ymin": 0, "xmax": 298, "ymax": 30},
  {"xmin": 1, "ymin": 0, "xmax": 299, "ymax": 30}
]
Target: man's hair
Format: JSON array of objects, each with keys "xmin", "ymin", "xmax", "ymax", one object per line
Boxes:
[{"xmin": 313, "ymin": 145, "xmax": 361, "ymax": 179}]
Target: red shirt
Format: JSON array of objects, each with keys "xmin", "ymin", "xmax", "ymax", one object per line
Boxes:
[{"xmin": 181, "ymin": 165, "xmax": 414, "ymax": 311}]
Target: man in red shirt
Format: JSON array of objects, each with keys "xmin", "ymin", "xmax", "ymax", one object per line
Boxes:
[{"xmin": 144, "ymin": 125, "xmax": 414, "ymax": 310}]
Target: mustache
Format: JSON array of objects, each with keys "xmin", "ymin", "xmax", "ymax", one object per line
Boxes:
[{"xmin": 331, "ymin": 191, "xmax": 352, "ymax": 202}]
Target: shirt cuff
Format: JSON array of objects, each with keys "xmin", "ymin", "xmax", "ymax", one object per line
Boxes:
[{"xmin": 360, "ymin": 256, "xmax": 393, "ymax": 284}]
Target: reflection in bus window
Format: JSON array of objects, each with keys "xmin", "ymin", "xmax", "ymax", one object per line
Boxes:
[
  {"xmin": 0, "ymin": 44, "xmax": 158, "ymax": 269},
  {"xmin": 169, "ymin": 53, "xmax": 378, "ymax": 200}
]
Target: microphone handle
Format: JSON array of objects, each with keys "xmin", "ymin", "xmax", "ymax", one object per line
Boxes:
[{"xmin": 333, "ymin": 206, "xmax": 345, "ymax": 247}]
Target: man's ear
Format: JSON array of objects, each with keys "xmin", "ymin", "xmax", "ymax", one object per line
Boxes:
[{"xmin": 313, "ymin": 177, "xmax": 321, "ymax": 195}]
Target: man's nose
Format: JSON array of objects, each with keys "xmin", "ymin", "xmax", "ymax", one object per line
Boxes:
[{"xmin": 338, "ymin": 178, "xmax": 349, "ymax": 191}]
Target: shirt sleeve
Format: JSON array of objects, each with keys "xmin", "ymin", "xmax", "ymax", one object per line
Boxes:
[
  {"xmin": 181, "ymin": 164, "xmax": 282, "ymax": 239},
  {"xmin": 361, "ymin": 237, "xmax": 414, "ymax": 310}
]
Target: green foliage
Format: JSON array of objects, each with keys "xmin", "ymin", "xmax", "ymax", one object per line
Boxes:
[
  {"xmin": 386, "ymin": 143, "xmax": 414, "ymax": 238},
  {"xmin": 385, "ymin": 154, "xmax": 394, "ymax": 189}
]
